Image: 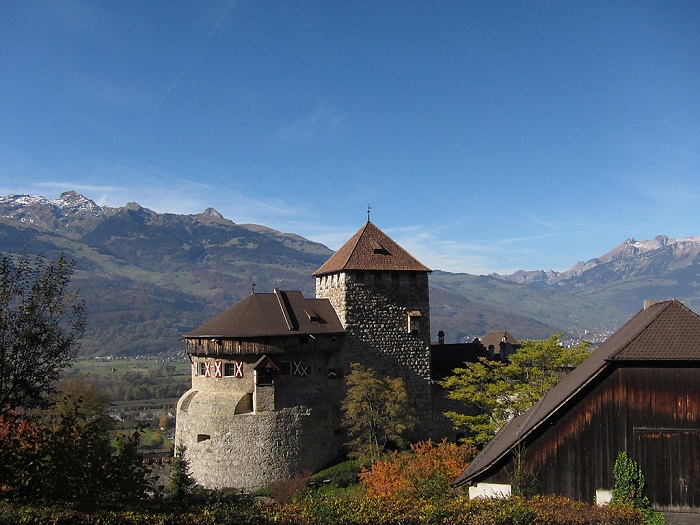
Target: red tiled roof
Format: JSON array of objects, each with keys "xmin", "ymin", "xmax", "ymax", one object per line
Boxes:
[
  {"xmin": 312, "ymin": 221, "xmax": 431, "ymax": 277},
  {"xmin": 184, "ymin": 289, "xmax": 345, "ymax": 338},
  {"xmin": 453, "ymin": 299, "xmax": 700, "ymax": 487}
]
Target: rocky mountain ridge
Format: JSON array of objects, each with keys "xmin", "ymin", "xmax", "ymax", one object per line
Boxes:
[
  {"xmin": 493, "ymin": 235, "xmax": 700, "ymax": 286},
  {"xmin": 1, "ymin": 191, "xmax": 699, "ymax": 355}
]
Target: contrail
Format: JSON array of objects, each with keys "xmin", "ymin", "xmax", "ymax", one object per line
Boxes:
[
  {"xmin": 146, "ymin": 1, "xmax": 236, "ymax": 128},
  {"xmin": 102, "ymin": 1, "xmax": 237, "ymax": 205}
]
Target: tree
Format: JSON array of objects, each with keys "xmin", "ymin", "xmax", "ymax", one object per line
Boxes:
[
  {"xmin": 0, "ymin": 251, "xmax": 87, "ymax": 414},
  {"xmin": 150, "ymin": 429, "xmax": 165, "ymax": 449},
  {"xmin": 37, "ymin": 381, "xmax": 114, "ymax": 503},
  {"xmin": 166, "ymin": 444, "xmax": 196, "ymax": 500},
  {"xmin": 0, "ymin": 379, "xmax": 153, "ymax": 504},
  {"xmin": 341, "ymin": 363, "xmax": 416, "ymax": 463},
  {"xmin": 441, "ymin": 334, "xmax": 590, "ymax": 447},
  {"xmin": 110, "ymin": 430, "xmax": 153, "ymax": 503}
]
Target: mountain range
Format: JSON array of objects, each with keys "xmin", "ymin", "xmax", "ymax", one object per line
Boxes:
[{"xmin": 1, "ymin": 191, "xmax": 699, "ymax": 356}]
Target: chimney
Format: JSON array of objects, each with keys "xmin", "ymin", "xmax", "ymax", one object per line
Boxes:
[{"xmin": 644, "ymin": 300, "xmax": 660, "ymax": 310}]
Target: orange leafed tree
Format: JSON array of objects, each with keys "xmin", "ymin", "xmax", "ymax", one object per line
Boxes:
[{"xmin": 360, "ymin": 439, "xmax": 475, "ymax": 501}]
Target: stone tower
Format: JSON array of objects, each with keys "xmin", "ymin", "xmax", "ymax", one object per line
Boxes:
[{"xmin": 313, "ymin": 220, "xmax": 433, "ymax": 422}]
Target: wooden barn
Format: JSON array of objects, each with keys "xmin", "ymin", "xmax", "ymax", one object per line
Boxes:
[{"xmin": 453, "ymin": 299, "xmax": 700, "ymax": 514}]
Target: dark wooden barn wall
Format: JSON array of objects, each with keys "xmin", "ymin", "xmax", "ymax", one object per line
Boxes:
[{"xmin": 496, "ymin": 366, "xmax": 700, "ymax": 511}]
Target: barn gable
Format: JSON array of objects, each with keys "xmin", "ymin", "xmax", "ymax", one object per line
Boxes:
[{"xmin": 454, "ymin": 299, "xmax": 700, "ymax": 512}]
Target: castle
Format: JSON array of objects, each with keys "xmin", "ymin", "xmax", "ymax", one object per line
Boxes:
[{"xmin": 175, "ymin": 220, "xmax": 439, "ymax": 490}]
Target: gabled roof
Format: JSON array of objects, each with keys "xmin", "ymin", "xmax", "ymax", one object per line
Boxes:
[
  {"xmin": 453, "ymin": 299, "xmax": 700, "ymax": 487},
  {"xmin": 481, "ymin": 330, "xmax": 519, "ymax": 349},
  {"xmin": 184, "ymin": 289, "xmax": 345, "ymax": 338},
  {"xmin": 312, "ymin": 221, "xmax": 431, "ymax": 277}
]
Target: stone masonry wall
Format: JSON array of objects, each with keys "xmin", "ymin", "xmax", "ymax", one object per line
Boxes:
[
  {"xmin": 176, "ymin": 394, "xmax": 340, "ymax": 491},
  {"xmin": 316, "ymin": 270, "xmax": 434, "ymax": 438},
  {"xmin": 176, "ymin": 348, "xmax": 345, "ymax": 491}
]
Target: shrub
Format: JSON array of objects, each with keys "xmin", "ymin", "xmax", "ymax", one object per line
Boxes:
[
  {"xmin": 612, "ymin": 451, "xmax": 665, "ymax": 525},
  {"xmin": 270, "ymin": 470, "xmax": 312, "ymax": 503},
  {"xmin": 310, "ymin": 459, "xmax": 365, "ymax": 488},
  {"xmin": 360, "ymin": 439, "xmax": 474, "ymax": 502}
]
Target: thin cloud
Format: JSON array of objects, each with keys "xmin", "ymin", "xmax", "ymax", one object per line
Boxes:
[
  {"xmin": 497, "ymin": 233, "xmax": 560, "ymax": 245},
  {"xmin": 274, "ymin": 103, "xmax": 346, "ymax": 143},
  {"xmin": 518, "ymin": 210, "xmax": 561, "ymax": 231},
  {"xmin": 102, "ymin": 1, "xmax": 236, "ymax": 204},
  {"xmin": 34, "ymin": 182, "xmax": 120, "ymax": 194}
]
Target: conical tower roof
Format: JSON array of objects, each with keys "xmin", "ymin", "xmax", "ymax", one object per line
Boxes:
[{"xmin": 312, "ymin": 221, "xmax": 431, "ymax": 277}]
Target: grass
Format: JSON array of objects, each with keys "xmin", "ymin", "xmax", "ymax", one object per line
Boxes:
[
  {"xmin": 71, "ymin": 359, "xmax": 190, "ymax": 377},
  {"xmin": 311, "ymin": 459, "xmax": 366, "ymax": 488},
  {"xmin": 111, "ymin": 428, "xmax": 173, "ymax": 450}
]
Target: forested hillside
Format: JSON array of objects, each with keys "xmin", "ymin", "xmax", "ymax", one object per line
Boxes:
[{"xmin": 3, "ymin": 191, "xmax": 699, "ymax": 355}]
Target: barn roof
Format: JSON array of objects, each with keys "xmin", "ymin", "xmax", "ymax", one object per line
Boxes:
[
  {"xmin": 453, "ymin": 299, "xmax": 700, "ymax": 487},
  {"xmin": 184, "ymin": 288, "xmax": 345, "ymax": 339},
  {"xmin": 312, "ymin": 220, "xmax": 431, "ymax": 277}
]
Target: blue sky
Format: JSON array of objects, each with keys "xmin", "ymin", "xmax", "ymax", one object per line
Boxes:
[{"xmin": 1, "ymin": 1, "xmax": 698, "ymax": 274}]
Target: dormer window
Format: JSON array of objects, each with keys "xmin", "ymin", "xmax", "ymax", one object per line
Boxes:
[
  {"xmin": 304, "ymin": 309, "xmax": 324, "ymax": 323},
  {"xmin": 371, "ymin": 240, "xmax": 390, "ymax": 255}
]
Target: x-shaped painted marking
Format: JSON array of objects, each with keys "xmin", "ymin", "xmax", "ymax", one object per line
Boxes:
[{"xmin": 293, "ymin": 361, "xmax": 308, "ymax": 377}]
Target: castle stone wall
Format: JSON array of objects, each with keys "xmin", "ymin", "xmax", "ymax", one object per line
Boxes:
[
  {"xmin": 176, "ymin": 390, "xmax": 341, "ymax": 490},
  {"xmin": 176, "ymin": 348, "xmax": 345, "ymax": 490},
  {"xmin": 316, "ymin": 270, "xmax": 434, "ymax": 436}
]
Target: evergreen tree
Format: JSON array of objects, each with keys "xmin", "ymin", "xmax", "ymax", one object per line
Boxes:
[
  {"xmin": 109, "ymin": 430, "xmax": 154, "ymax": 503},
  {"xmin": 167, "ymin": 445, "xmax": 196, "ymax": 500}
]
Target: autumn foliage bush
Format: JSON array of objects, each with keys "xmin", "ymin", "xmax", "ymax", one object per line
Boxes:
[
  {"xmin": 0, "ymin": 494, "xmax": 647, "ymax": 525},
  {"xmin": 360, "ymin": 439, "xmax": 474, "ymax": 502},
  {"xmin": 267, "ymin": 494, "xmax": 645, "ymax": 525}
]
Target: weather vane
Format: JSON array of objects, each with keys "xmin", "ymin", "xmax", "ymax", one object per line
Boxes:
[{"xmin": 367, "ymin": 204, "xmax": 371, "ymax": 222}]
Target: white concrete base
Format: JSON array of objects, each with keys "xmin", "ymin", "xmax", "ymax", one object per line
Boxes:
[
  {"xmin": 596, "ymin": 489, "xmax": 612, "ymax": 506},
  {"xmin": 469, "ymin": 483, "xmax": 512, "ymax": 499}
]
